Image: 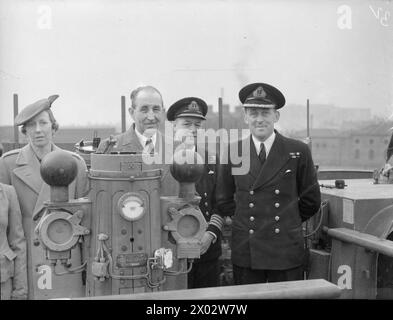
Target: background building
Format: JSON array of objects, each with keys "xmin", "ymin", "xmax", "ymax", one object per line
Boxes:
[{"xmin": 290, "ymin": 121, "xmax": 392, "ymax": 170}]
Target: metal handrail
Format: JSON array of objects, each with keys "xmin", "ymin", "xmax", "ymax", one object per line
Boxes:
[
  {"xmin": 63, "ymin": 279, "xmax": 342, "ymax": 300},
  {"xmin": 323, "ymin": 226, "xmax": 393, "ymax": 257}
]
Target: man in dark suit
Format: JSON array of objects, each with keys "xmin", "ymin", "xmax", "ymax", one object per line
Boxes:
[
  {"xmin": 167, "ymin": 97, "xmax": 224, "ymax": 288},
  {"xmin": 216, "ymin": 82, "xmax": 321, "ymax": 285},
  {"xmin": 96, "ymin": 86, "xmax": 180, "ymax": 195},
  {"xmin": 96, "ymin": 85, "xmax": 165, "ymax": 154}
]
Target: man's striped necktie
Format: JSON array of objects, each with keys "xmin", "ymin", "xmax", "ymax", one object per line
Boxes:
[{"xmin": 145, "ymin": 138, "xmax": 154, "ymax": 154}]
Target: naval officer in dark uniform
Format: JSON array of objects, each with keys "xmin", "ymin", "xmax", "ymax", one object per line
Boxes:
[
  {"xmin": 167, "ymin": 97, "xmax": 224, "ymax": 288},
  {"xmin": 216, "ymin": 83, "xmax": 321, "ymax": 284}
]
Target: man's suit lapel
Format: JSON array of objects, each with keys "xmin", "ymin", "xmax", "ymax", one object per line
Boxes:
[
  {"xmin": 13, "ymin": 145, "xmax": 42, "ymax": 195},
  {"xmin": 121, "ymin": 126, "xmax": 144, "ymax": 152},
  {"xmin": 252, "ymin": 132, "xmax": 291, "ymax": 190}
]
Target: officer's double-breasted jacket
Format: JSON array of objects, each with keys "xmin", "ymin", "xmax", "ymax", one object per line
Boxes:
[
  {"xmin": 195, "ymin": 151, "xmax": 222, "ymax": 262},
  {"xmin": 0, "ymin": 144, "xmax": 88, "ymax": 299},
  {"xmin": 216, "ymin": 131, "xmax": 321, "ymax": 270}
]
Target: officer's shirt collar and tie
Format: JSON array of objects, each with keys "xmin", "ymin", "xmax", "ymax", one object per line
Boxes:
[
  {"xmin": 135, "ymin": 128, "xmax": 157, "ymax": 154},
  {"xmin": 251, "ymin": 130, "xmax": 276, "ymax": 161}
]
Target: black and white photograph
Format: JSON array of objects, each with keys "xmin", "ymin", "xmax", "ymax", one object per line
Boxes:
[{"xmin": 0, "ymin": 0, "xmax": 393, "ymax": 308}]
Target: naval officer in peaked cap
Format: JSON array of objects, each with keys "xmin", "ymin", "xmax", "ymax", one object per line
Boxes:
[
  {"xmin": 167, "ymin": 97, "xmax": 225, "ymax": 289},
  {"xmin": 0, "ymin": 95, "xmax": 88, "ymax": 299},
  {"xmin": 216, "ymin": 83, "xmax": 321, "ymax": 284}
]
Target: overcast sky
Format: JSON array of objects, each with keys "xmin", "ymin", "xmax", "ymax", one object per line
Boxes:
[{"xmin": 0, "ymin": 0, "xmax": 392, "ymax": 127}]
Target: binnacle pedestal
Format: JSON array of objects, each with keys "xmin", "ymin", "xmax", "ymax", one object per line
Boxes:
[
  {"xmin": 32, "ymin": 150, "xmax": 91, "ymax": 299},
  {"xmin": 160, "ymin": 148, "xmax": 208, "ymax": 290}
]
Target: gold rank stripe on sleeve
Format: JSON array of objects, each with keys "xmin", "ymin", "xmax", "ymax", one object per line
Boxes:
[{"xmin": 208, "ymin": 213, "xmax": 224, "ymax": 231}]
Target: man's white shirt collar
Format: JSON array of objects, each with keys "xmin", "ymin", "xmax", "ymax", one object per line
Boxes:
[
  {"xmin": 251, "ymin": 131, "xmax": 276, "ymax": 158},
  {"xmin": 135, "ymin": 128, "xmax": 157, "ymax": 149}
]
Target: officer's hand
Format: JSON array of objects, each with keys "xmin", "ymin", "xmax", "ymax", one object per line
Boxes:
[{"xmin": 200, "ymin": 232, "xmax": 214, "ymax": 255}]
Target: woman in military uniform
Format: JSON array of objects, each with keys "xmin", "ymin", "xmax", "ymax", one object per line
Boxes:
[
  {"xmin": 0, "ymin": 182, "xmax": 27, "ymax": 299},
  {"xmin": 0, "ymin": 95, "xmax": 88, "ymax": 299}
]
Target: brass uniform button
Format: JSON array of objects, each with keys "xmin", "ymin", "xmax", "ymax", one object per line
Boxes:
[
  {"xmin": 205, "ymin": 202, "xmax": 208, "ymax": 207},
  {"xmin": 275, "ymin": 189, "xmax": 280, "ymax": 195},
  {"xmin": 275, "ymin": 216, "xmax": 280, "ymax": 221},
  {"xmin": 249, "ymin": 229, "xmax": 254, "ymax": 235},
  {"xmin": 275, "ymin": 228, "xmax": 280, "ymax": 234},
  {"xmin": 250, "ymin": 216, "xmax": 255, "ymax": 222},
  {"xmin": 249, "ymin": 203, "xmax": 254, "ymax": 208},
  {"xmin": 275, "ymin": 203, "xmax": 280, "ymax": 208},
  {"xmin": 249, "ymin": 190, "xmax": 254, "ymax": 195},
  {"xmin": 206, "ymin": 211, "xmax": 209, "ymax": 216},
  {"xmin": 204, "ymin": 192, "xmax": 207, "ymax": 197}
]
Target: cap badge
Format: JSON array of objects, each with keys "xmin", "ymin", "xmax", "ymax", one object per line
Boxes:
[
  {"xmin": 253, "ymin": 86, "xmax": 267, "ymax": 98},
  {"xmin": 188, "ymin": 101, "xmax": 199, "ymax": 112}
]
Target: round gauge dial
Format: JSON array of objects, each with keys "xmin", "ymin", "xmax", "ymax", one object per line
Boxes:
[{"xmin": 118, "ymin": 193, "xmax": 145, "ymax": 221}]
